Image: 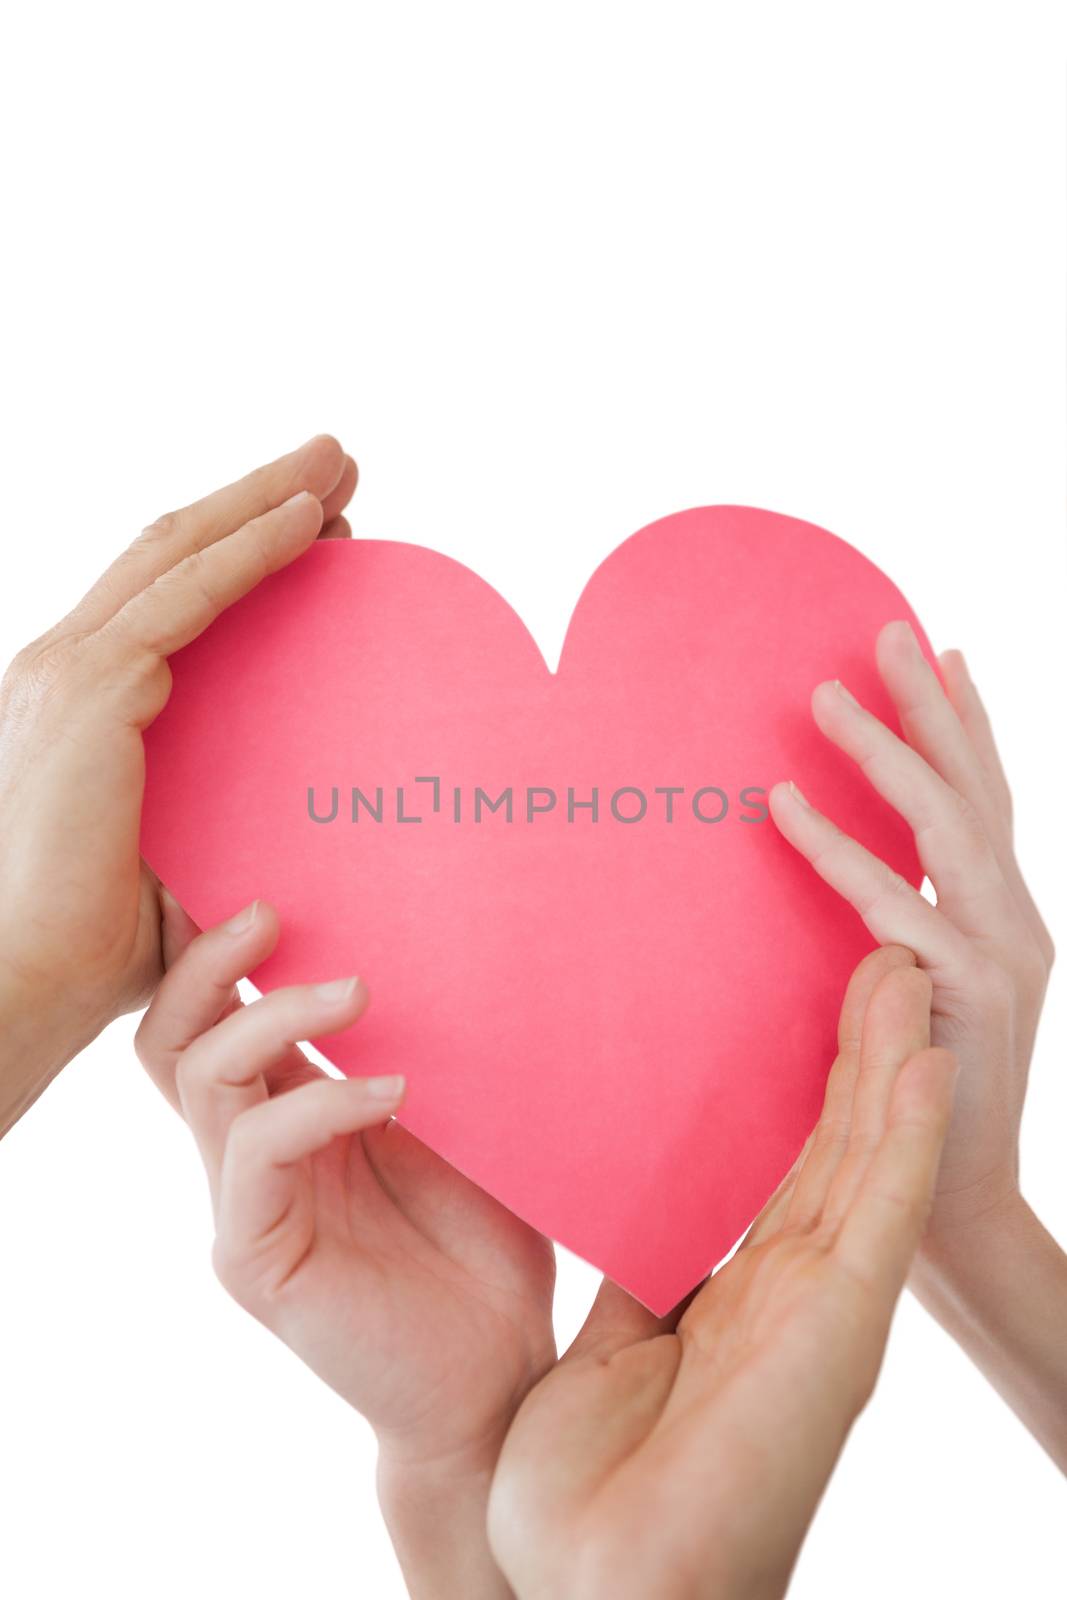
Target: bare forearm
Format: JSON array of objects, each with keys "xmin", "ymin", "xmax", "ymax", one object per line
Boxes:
[
  {"xmin": 377, "ymin": 1446, "xmax": 514, "ymax": 1600},
  {"xmin": 0, "ymin": 977, "xmax": 90, "ymax": 1138},
  {"xmin": 911, "ymin": 1195, "xmax": 1067, "ymax": 1472}
]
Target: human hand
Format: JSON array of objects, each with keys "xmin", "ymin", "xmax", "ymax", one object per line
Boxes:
[
  {"xmin": 768, "ymin": 625, "xmax": 1053, "ymax": 1246},
  {"xmin": 487, "ymin": 948, "xmax": 955, "ymax": 1600},
  {"xmin": 768, "ymin": 624, "xmax": 1067, "ymax": 1468},
  {"xmin": 0, "ymin": 435, "xmax": 357, "ymax": 1133},
  {"xmin": 135, "ymin": 900, "xmax": 556, "ymax": 1599}
]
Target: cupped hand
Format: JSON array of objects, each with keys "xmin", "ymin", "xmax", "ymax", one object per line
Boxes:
[
  {"xmin": 0, "ymin": 435, "xmax": 357, "ymax": 1131},
  {"xmin": 769, "ymin": 623, "xmax": 1054, "ymax": 1247},
  {"xmin": 135, "ymin": 900, "xmax": 556, "ymax": 1597},
  {"xmin": 487, "ymin": 947, "xmax": 956, "ymax": 1600}
]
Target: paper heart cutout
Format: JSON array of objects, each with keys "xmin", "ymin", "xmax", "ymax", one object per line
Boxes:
[{"xmin": 141, "ymin": 507, "xmax": 932, "ymax": 1313}]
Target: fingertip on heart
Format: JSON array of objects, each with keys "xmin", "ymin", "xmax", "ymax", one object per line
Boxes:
[
  {"xmin": 876, "ymin": 617, "xmax": 925, "ymax": 680},
  {"xmin": 810, "ymin": 678, "xmax": 839, "ymax": 723},
  {"xmin": 811, "ymin": 678, "xmax": 865, "ymax": 741},
  {"xmin": 315, "ymin": 973, "xmax": 366, "ymax": 1005},
  {"xmin": 767, "ymin": 781, "xmax": 813, "ymax": 843},
  {"xmin": 311, "ymin": 976, "xmax": 372, "ymax": 1043},
  {"xmin": 214, "ymin": 897, "xmax": 281, "ymax": 957},
  {"xmin": 770, "ymin": 778, "xmax": 809, "ymax": 811}
]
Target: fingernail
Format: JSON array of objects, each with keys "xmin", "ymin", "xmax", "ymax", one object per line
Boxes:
[
  {"xmin": 834, "ymin": 679, "xmax": 861, "ymax": 709},
  {"xmin": 363, "ymin": 1074, "xmax": 406, "ymax": 1101},
  {"xmin": 315, "ymin": 975, "xmax": 361, "ymax": 1003},
  {"xmin": 283, "ymin": 489, "xmax": 314, "ymax": 508},
  {"xmin": 787, "ymin": 780, "xmax": 812, "ymax": 808},
  {"xmin": 892, "ymin": 619, "xmax": 922, "ymax": 658},
  {"xmin": 223, "ymin": 901, "xmax": 259, "ymax": 935}
]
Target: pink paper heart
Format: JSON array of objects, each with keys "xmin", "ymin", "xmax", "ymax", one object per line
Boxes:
[{"xmin": 141, "ymin": 506, "xmax": 931, "ymax": 1313}]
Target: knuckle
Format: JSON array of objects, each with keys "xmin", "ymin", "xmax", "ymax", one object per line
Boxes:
[
  {"xmin": 173, "ymin": 1038, "xmax": 215, "ymax": 1108},
  {"xmin": 132, "ymin": 1017, "xmax": 155, "ymax": 1068},
  {"xmin": 813, "ymin": 1114, "xmax": 852, "ymax": 1154},
  {"xmin": 181, "ymin": 546, "xmax": 224, "ymax": 614},
  {"xmin": 947, "ymin": 787, "xmax": 987, "ymax": 850},
  {"xmin": 172, "ymin": 1051, "xmax": 196, "ymax": 1108},
  {"xmin": 1014, "ymin": 936, "xmax": 1051, "ymax": 1002},
  {"xmin": 860, "ymin": 860, "xmax": 909, "ymax": 917},
  {"xmin": 243, "ymin": 521, "xmax": 274, "ymax": 587},
  {"xmin": 6, "ymin": 641, "xmax": 37, "ymax": 679},
  {"xmin": 139, "ymin": 509, "xmax": 182, "ymax": 544},
  {"xmin": 210, "ymin": 1236, "xmax": 250, "ymax": 1304},
  {"xmin": 973, "ymin": 957, "xmax": 1014, "ymax": 1016},
  {"xmin": 2, "ymin": 635, "xmax": 78, "ymax": 709},
  {"xmin": 225, "ymin": 1105, "xmax": 260, "ymax": 1164},
  {"xmin": 882, "ymin": 861, "xmax": 910, "ymax": 898}
]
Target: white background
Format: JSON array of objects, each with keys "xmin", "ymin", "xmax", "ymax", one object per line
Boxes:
[{"xmin": 1, "ymin": 3, "xmax": 1065, "ymax": 1595}]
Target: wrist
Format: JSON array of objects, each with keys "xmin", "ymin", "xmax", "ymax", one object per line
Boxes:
[
  {"xmin": 376, "ymin": 1437, "xmax": 513, "ymax": 1600},
  {"xmin": 913, "ymin": 1173, "xmax": 1025, "ymax": 1286},
  {"xmin": 0, "ymin": 966, "xmax": 97, "ymax": 1137},
  {"xmin": 911, "ymin": 1184, "xmax": 1045, "ymax": 1342},
  {"xmin": 910, "ymin": 1192, "xmax": 1067, "ymax": 1470}
]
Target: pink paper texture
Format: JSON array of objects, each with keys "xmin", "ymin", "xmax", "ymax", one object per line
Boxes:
[{"xmin": 140, "ymin": 507, "xmax": 933, "ymax": 1313}]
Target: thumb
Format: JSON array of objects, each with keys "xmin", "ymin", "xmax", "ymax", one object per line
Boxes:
[
  {"xmin": 566, "ymin": 1277, "xmax": 686, "ymax": 1362},
  {"xmin": 158, "ymin": 880, "xmax": 202, "ymax": 970}
]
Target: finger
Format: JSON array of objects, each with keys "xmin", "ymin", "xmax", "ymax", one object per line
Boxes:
[
  {"xmin": 158, "ymin": 882, "xmax": 203, "ymax": 972},
  {"xmin": 57, "ymin": 435, "xmax": 347, "ymax": 636},
  {"xmin": 567, "ymin": 1277, "xmax": 685, "ymax": 1360},
  {"xmin": 810, "ymin": 678, "xmax": 1019, "ymax": 939},
  {"xmin": 880, "ymin": 625, "xmax": 1053, "ymax": 968},
  {"xmin": 177, "ymin": 974, "xmax": 369, "ymax": 1197},
  {"xmin": 134, "ymin": 874, "xmax": 206, "ymax": 1113},
  {"xmin": 820, "ymin": 965, "xmax": 933, "ymax": 1229},
  {"xmin": 845, "ymin": 965, "xmax": 932, "ymax": 1157},
  {"xmin": 833, "ymin": 1047, "xmax": 957, "ymax": 1301},
  {"xmin": 769, "ymin": 780, "xmax": 974, "ymax": 988},
  {"xmin": 740, "ymin": 1129, "xmax": 816, "ymax": 1247},
  {"xmin": 938, "ymin": 649, "xmax": 1014, "ymax": 826},
  {"xmin": 318, "ymin": 454, "xmax": 358, "ymax": 525},
  {"xmin": 217, "ymin": 1073, "xmax": 405, "ymax": 1248},
  {"xmin": 319, "ymin": 514, "xmax": 352, "ymax": 539},
  {"xmin": 134, "ymin": 900, "xmax": 279, "ymax": 1106},
  {"xmin": 939, "ymin": 649, "xmax": 1053, "ymax": 964},
  {"xmin": 780, "ymin": 946, "xmax": 917, "ymax": 1235},
  {"xmin": 99, "ymin": 488, "xmax": 324, "ymax": 667},
  {"xmin": 877, "ymin": 622, "xmax": 1003, "ymax": 831}
]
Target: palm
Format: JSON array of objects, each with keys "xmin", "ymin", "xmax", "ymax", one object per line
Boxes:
[
  {"xmin": 679, "ymin": 1229, "xmax": 879, "ymax": 1385},
  {"xmin": 489, "ymin": 1238, "xmax": 878, "ymax": 1600},
  {"xmin": 265, "ymin": 1117, "xmax": 557, "ymax": 1454},
  {"xmin": 488, "ymin": 951, "xmax": 956, "ymax": 1600}
]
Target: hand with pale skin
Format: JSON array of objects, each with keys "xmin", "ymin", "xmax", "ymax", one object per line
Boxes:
[
  {"xmin": 135, "ymin": 899, "xmax": 556, "ymax": 1600},
  {"xmin": 0, "ymin": 435, "xmax": 357, "ymax": 1135},
  {"xmin": 769, "ymin": 620, "xmax": 1067, "ymax": 1469},
  {"xmin": 487, "ymin": 948, "xmax": 957, "ymax": 1600}
]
